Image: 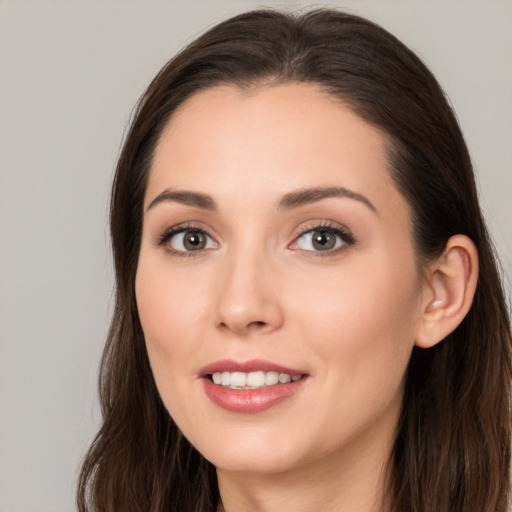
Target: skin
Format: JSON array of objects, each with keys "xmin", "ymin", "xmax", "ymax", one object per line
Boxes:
[{"xmin": 135, "ymin": 83, "xmax": 434, "ymax": 512}]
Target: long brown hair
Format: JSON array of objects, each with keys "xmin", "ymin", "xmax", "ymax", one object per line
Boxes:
[{"xmin": 77, "ymin": 9, "xmax": 511, "ymax": 511}]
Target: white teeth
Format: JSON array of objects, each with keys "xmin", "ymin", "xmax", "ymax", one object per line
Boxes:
[
  {"xmin": 211, "ymin": 371, "xmax": 302, "ymax": 389},
  {"xmin": 230, "ymin": 372, "xmax": 247, "ymax": 387},
  {"xmin": 265, "ymin": 371, "xmax": 279, "ymax": 385},
  {"xmin": 279, "ymin": 373, "xmax": 291, "ymax": 384},
  {"xmin": 246, "ymin": 371, "xmax": 265, "ymax": 387}
]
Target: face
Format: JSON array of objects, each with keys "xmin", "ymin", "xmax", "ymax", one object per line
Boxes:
[{"xmin": 136, "ymin": 83, "xmax": 427, "ymax": 479}]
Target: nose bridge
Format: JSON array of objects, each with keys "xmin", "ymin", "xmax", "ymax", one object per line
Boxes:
[{"xmin": 214, "ymin": 239, "xmax": 283, "ymax": 335}]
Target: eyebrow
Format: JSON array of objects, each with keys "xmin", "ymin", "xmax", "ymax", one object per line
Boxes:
[
  {"xmin": 146, "ymin": 185, "xmax": 377, "ymax": 215},
  {"xmin": 146, "ymin": 190, "xmax": 217, "ymax": 212},
  {"xmin": 278, "ymin": 186, "xmax": 378, "ymax": 214}
]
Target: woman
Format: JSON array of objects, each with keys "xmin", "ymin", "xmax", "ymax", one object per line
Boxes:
[{"xmin": 77, "ymin": 8, "xmax": 511, "ymax": 512}]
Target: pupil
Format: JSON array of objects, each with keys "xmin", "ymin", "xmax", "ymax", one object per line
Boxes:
[
  {"xmin": 312, "ymin": 230, "xmax": 335, "ymax": 250},
  {"xmin": 184, "ymin": 231, "xmax": 205, "ymax": 250}
]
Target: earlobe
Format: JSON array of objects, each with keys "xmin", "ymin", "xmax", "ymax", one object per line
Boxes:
[{"xmin": 415, "ymin": 235, "xmax": 479, "ymax": 349}]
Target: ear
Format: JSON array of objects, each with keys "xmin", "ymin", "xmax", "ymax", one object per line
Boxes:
[{"xmin": 415, "ymin": 235, "xmax": 479, "ymax": 349}]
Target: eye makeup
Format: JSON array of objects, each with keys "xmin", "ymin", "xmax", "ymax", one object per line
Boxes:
[
  {"xmin": 154, "ymin": 221, "xmax": 218, "ymax": 258},
  {"xmin": 289, "ymin": 220, "xmax": 355, "ymax": 256},
  {"xmin": 152, "ymin": 217, "xmax": 356, "ymax": 260}
]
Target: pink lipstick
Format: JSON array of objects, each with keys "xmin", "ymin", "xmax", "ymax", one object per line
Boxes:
[{"xmin": 199, "ymin": 359, "xmax": 308, "ymax": 413}]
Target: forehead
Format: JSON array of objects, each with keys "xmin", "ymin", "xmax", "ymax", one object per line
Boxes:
[{"xmin": 147, "ymin": 83, "xmax": 407, "ymax": 225}]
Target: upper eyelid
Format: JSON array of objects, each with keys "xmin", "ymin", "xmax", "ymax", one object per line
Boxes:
[
  {"xmin": 155, "ymin": 222, "xmax": 217, "ymax": 246},
  {"xmin": 293, "ymin": 220, "xmax": 353, "ymax": 238},
  {"xmin": 154, "ymin": 220, "xmax": 354, "ymax": 248},
  {"xmin": 290, "ymin": 221, "xmax": 356, "ymax": 251}
]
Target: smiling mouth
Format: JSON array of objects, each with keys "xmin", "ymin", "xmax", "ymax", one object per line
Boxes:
[{"xmin": 209, "ymin": 371, "xmax": 304, "ymax": 390}]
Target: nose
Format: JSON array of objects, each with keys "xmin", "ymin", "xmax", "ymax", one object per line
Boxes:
[{"xmin": 214, "ymin": 248, "xmax": 284, "ymax": 336}]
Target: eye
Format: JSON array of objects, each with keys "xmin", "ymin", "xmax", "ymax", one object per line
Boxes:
[
  {"xmin": 164, "ymin": 228, "xmax": 218, "ymax": 252},
  {"xmin": 290, "ymin": 225, "xmax": 354, "ymax": 253}
]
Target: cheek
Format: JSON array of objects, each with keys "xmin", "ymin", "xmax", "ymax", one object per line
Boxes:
[
  {"xmin": 134, "ymin": 257, "xmax": 209, "ymax": 393},
  {"xmin": 298, "ymin": 254, "xmax": 418, "ymax": 320},
  {"xmin": 135, "ymin": 266, "xmax": 208, "ymax": 440},
  {"xmin": 286, "ymin": 258, "xmax": 420, "ymax": 445},
  {"xmin": 136, "ymin": 251, "xmax": 209, "ymax": 332},
  {"xmin": 289, "ymin": 253, "xmax": 421, "ymax": 385}
]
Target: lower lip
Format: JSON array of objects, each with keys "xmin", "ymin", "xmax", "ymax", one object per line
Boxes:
[{"xmin": 203, "ymin": 377, "xmax": 306, "ymax": 413}]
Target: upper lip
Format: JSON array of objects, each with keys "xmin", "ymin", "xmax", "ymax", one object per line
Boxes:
[{"xmin": 199, "ymin": 358, "xmax": 306, "ymax": 377}]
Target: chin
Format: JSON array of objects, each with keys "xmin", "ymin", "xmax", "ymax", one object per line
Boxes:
[
  {"xmin": 209, "ymin": 449, "xmax": 300, "ymax": 476},
  {"xmin": 191, "ymin": 428, "xmax": 305, "ymax": 475}
]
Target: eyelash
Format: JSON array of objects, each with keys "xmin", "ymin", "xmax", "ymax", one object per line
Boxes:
[
  {"xmin": 156, "ymin": 222, "xmax": 213, "ymax": 258},
  {"xmin": 291, "ymin": 221, "xmax": 355, "ymax": 256},
  {"xmin": 155, "ymin": 221, "xmax": 355, "ymax": 258}
]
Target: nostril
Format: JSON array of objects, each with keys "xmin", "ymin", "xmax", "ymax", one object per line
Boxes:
[
  {"xmin": 249, "ymin": 321, "xmax": 267, "ymax": 329},
  {"xmin": 217, "ymin": 320, "xmax": 268, "ymax": 334}
]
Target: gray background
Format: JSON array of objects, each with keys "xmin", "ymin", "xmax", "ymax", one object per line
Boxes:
[{"xmin": 1, "ymin": 1, "xmax": 510, "ymax": 510}]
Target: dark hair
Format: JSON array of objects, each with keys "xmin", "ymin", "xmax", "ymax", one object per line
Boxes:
[{"xmin": 77, "ymin": 8, "xmax": 511, "ymax": 512}]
